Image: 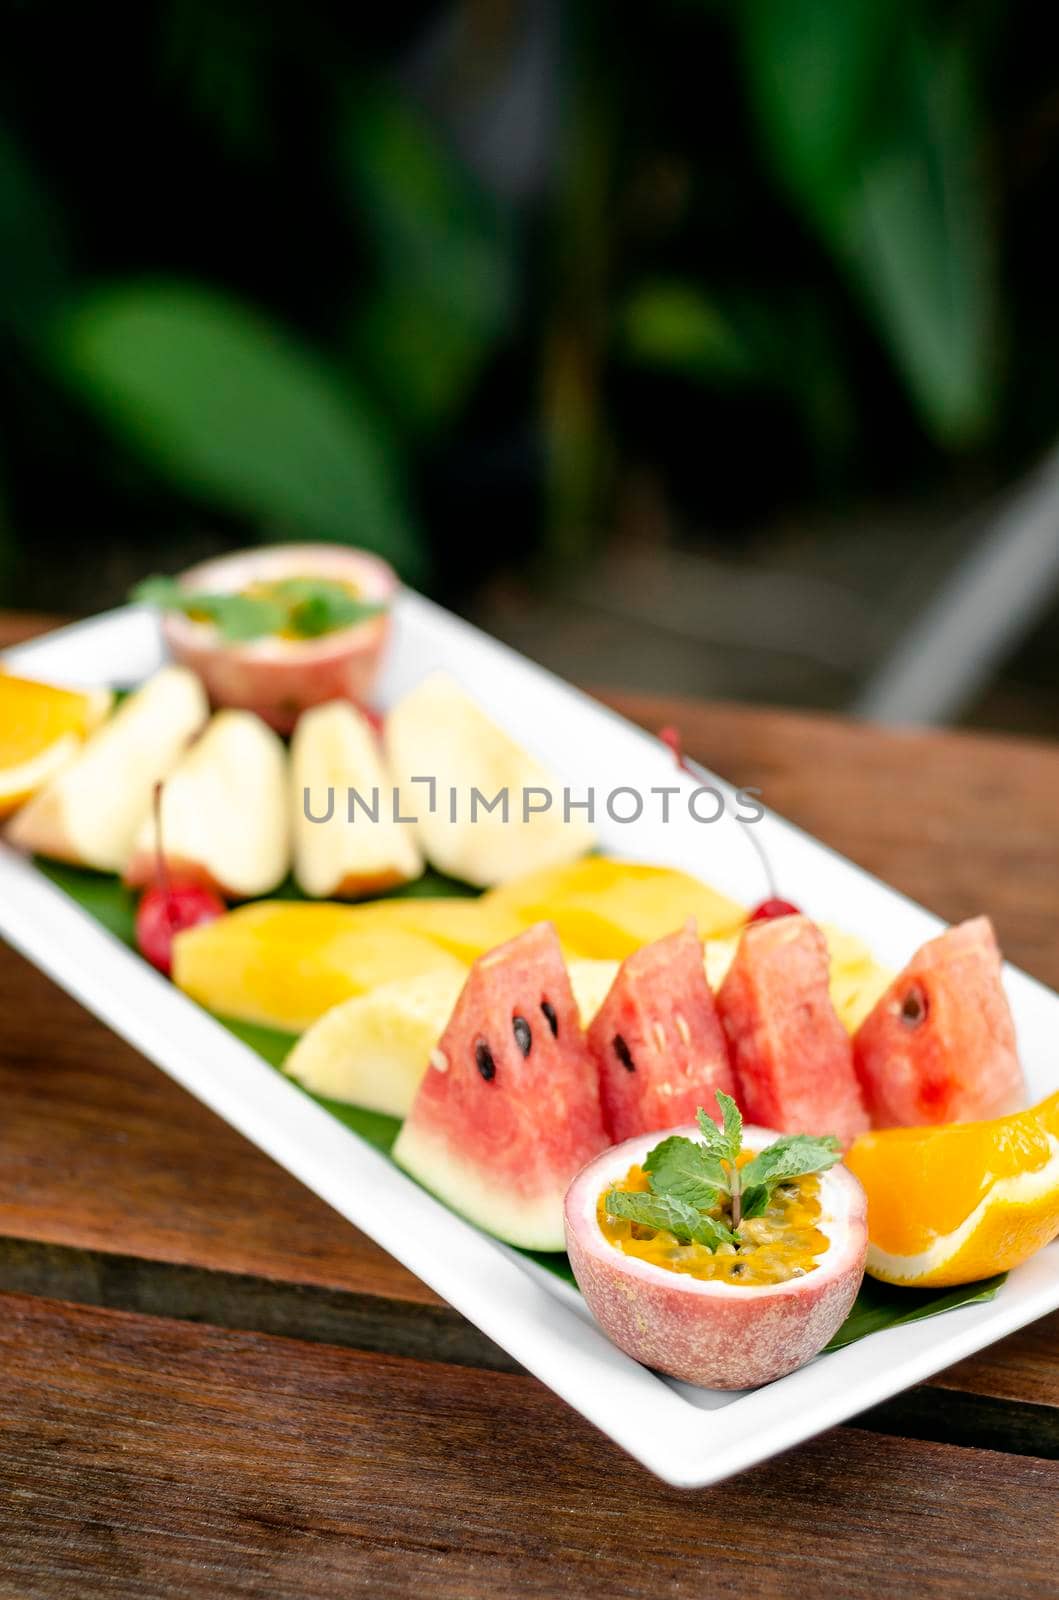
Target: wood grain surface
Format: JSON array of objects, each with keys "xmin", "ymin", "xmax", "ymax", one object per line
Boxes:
[
  {"xmin": 2, "ymin": 1291, "xmax": 1056, "ymax": 1600},
  {"xmin": 2, "ymin": 613, "xmax": 1058, "ymax": 1595}
]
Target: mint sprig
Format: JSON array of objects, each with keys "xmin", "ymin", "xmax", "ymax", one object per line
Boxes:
[
  {"xmin": 132, "ymin": 574, "xmax": 386, "ymax": 642},
  {"xmin": 606, "ymin": 1090, "xmax": 843, "ymax": 1251},
  {"xmin": 603, "ymin": 1188, "xmax": 737, "ymax": 1250}
]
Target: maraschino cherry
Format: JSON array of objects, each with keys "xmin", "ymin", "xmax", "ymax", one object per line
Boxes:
[
  {"xmin": 135, "ymin": 783, "xmax": 225, "ymax": 976},
  {"xmin": 748, "ymin": 897, "xmax": 801, "ymax": 922}
]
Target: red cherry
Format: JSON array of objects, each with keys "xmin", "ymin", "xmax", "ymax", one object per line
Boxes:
[
  {"xmin": 749, "ymin": 897, "xmax": 802, "ymax": 923},
  {"xmin": 658, "ymin": 724, "xmax": 694, "ymax": 775},
  {"xmin": 136, "ymin": 879, "xmax": 225, "ymax": 975},
  {"xmin": 134, "ymin": 779, "xmax": 224, "ymax": 975}
]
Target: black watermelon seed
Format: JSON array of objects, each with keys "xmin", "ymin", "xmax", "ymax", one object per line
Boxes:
[
  {"xmin": 512, "ymin": 1016, "xmax": 532, "ymax": 1056},
  {"xmin": 613, "ymin": 1034, "xmax": 636, "ymax": 1072},
  {"xmin": 540, "ymin": 999, "xmax": 559, "ymax": 1037},
  {"xmin": 475, "ymin": 1040, "xmax": 496, "ymax": 1081},
  {"xmin": 900, "ymin": 983, "xmax": 928, "ymax": 1028}
]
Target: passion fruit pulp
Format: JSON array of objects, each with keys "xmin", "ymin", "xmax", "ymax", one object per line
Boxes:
[{"xmin": 599, "ymin": 1163, "xmax": 829, "ymax": 1287}]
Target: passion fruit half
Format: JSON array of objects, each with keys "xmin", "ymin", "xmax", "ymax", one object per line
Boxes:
[
  {"xmin": 565, "ymin": 1124, "xmax": 867, "ymax": 1389},
  {"xmin": 161, "ymin": 544, "xmax": 397, "ymax": 732}
]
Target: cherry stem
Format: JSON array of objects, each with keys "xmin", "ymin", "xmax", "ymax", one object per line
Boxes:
[
  {"xmin": 658, "ymin": 723, "xmax": 778, "ymax": 901},
  {"xmin": 151, "ymin": 781, "xmax": 176, "ymax": 928}
]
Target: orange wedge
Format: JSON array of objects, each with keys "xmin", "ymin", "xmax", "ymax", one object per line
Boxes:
[
  {"xmin": 846, "ymin": 1092, "xmax": 1059, "ymax": 1287},
  {"xmin": 0, "ymin": 673, "xmax": 112, "ymax": 818}
]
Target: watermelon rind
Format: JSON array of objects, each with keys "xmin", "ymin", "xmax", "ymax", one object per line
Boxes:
[{"xmin": 393, "ymin": 1120, "xmax": 571, "ymax": 1250}]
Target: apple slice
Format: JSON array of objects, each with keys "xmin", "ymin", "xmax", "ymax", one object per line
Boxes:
[
  {"xmin": 384, "ymin": 672, "xmax": 596, "ymax": 889},
  {"xmin": 6, "ymin": 667, "xmax": 208, "ymax": 872},
  {"xmin": 124, "ymin": 709, "xmax": 290, "ymax": 899},
  {"xmin": 291, "ymin": 700, "xmax": 422, "ymax": 899}
]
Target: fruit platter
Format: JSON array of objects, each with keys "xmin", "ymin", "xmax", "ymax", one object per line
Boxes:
[{"xmin": 1, "ymin": 548, "xmax": 1057, "ymax": 1488}]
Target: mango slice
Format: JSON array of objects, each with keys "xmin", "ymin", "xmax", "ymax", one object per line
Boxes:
[
  {"xmin": 485, "ymin": 857, "xmax": 746, "ymax": 958},
  {"xmin": 172, "ymin": 900, "xmax": 467, "ymax": 1032}
]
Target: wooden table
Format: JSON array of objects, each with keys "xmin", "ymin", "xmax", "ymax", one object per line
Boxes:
[{"xmin": 1, "ymin": 616, "xmax": 1057, "ymax": 1599}]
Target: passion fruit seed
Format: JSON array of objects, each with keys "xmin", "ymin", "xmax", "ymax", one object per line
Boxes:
[
  {"xmin": 540, "ymin": 999, "xmax": 559, "ymax": 1037},
  {"xmin": 612, "ymin": 1034, "xmax": 636, "ymax": 1073},
  {"xmin": 512, "ymin": 1015, "xmax": 532, "ymax": 1057},
  {"xmin": 474, "ymin": 1040, "xmax": 496, "ymax": 1082}
]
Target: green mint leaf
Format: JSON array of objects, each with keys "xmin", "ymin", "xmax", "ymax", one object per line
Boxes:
[
  {"xmin": 740, "ymin": 1185, "xmax": 771, "ymax": 1220},
  {"xmin": 695, "ymin": 1089, "xmax": 743, "ymax": 1167},
  {"xmin": 643, "ymin": 1135, "xmax": 725, "ymax": 1209},
  {"xmin": 130, "ymin": 575, "xmax": 184, "ymax": 607},
  {"xmin": 717, "ymin": 1089, "xmax": 743, "ymax": 1158},
  {"xmin": 283, "ymin": 583, "xmax": 385, "ymax": 638},
  {"xmin": 739, "ymin": 1134, "xmax": 843, "ymax": 1196},
  {"xmin": 130, "ymin": 573, "xmax": 386, "ymax": 642},
  {"xmin": 604, "ymin": 1189, "xmax": 736, "ymax": 1250}
]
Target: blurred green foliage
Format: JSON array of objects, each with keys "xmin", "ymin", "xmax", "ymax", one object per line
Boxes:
[{"xmin": 0, "ymin": 0, "xmax": 1052, "ymax": 602}]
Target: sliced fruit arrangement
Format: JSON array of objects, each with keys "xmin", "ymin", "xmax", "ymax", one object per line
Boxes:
[
  {"xmin": 7, "ymin": 667, "xmax": 209, "ymax": 872},
  {"xmin": 0, "ymin": 673, "xmax": 112, "ymax": 819},
  {"xmin": 717, "ymin": 914, "xmax": 870, "ymax": 1148},
  {"xmin": 291, "ymin": 700, "xmax": 422, "ymax": 899},
  {"xmin": 385, "ymin": 672, "xmax": 596, "ymax": 888},
  {"xmin": 124, "ymin": 709, "xmax": 290, "ymax": 900},
  {"xmin": 565, "ymin": 1092, "xmax": 867, "ymax": 1388},
  {"xmin": 285, "ymin": 956, "xmax": 618, "ymax": 1118},
  {"xmin": 393, "ymin": 923, "xmax": 609, "ymax": 1250},
  {"xmin": 853, "ymin": 916, "xmax": 1024, "ymax": 1126},
  {"xmin": 588, "ymin": 921, "xmax": 736, "ymax": 1141},
  {"xmin": 139, "ymin": 543, "xmax": 397, "ymax": 733},
  {"xmin": 485, "ymin": 855, "xmax": 746, "ymax": 957},
  {"xmin": 846, "ymin": 1092, "xmax": 1059, "ymax": 1287},
  {"xmin": 172, "ymin": 900, "xmax": 468, "ymax": 1033}
]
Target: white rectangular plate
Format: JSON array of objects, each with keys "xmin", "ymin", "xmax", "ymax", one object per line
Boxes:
[{"xmin": 2, "ymin": 596, "xmax": 1057, "ymax": 1488}]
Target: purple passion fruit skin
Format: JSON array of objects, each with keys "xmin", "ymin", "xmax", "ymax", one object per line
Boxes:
[
  {"xmin": 564, "ymin": 1124, "xmax": 868, "ymax": 1390},
  {"xmin": 162, "ymin": 544, "xmax": 395, "ymax": 733}
]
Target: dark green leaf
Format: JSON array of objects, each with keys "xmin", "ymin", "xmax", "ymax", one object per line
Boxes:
[
  {"xmin": 50, "ymin": 282, "xmax": 425, "ymax": 578},
  {"xmin": 643, "ymin": 1134, "xmax": 724, "ymax": 1209},
  {"xmin": 736, "ymin": 3, "xmax": 993, "ymax": 442},
  {"xmin": 825, "ymin": 1273, "xmax": 1007, "ymax": 1352},
  {"xmin": 833, "ymin": 38, "xmax": 993, "ymax": 442},
  {"xmin": 737, "ymin": 0, "xmax": 901, "ymax": 211},
  {"xmin": 343, "ymin": 89, "xmax": 514, "ymax": 431},
  {"xmin": 617, "ymin": 282, "xmax": 757, "ymax": 384}
]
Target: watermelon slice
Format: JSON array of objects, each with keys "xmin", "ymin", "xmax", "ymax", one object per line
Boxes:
[
  {"xmin": 717, "ymin": 914, "xmax": 869, "ymax": 1146},
  {"xmin": 586, "ymin": 921, "xmax": 736, "ymax": 1141},
  {"xmin": 392, "ymin": 922, "xmax": 607, "ymax": 1249},
  {"xmin": 853, "ymin": 916, "xmax": 1024, "ymax": 1127}
]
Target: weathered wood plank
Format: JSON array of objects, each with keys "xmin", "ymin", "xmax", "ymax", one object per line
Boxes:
[{"xmin": 1, "ymin": 1292, "xmax": 1055, "ymax": 1600}]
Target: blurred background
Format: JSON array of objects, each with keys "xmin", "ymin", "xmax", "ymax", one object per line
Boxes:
[{"xmin": 2, "ymin": 0, "xmax": 1057, "ymax": 733}]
